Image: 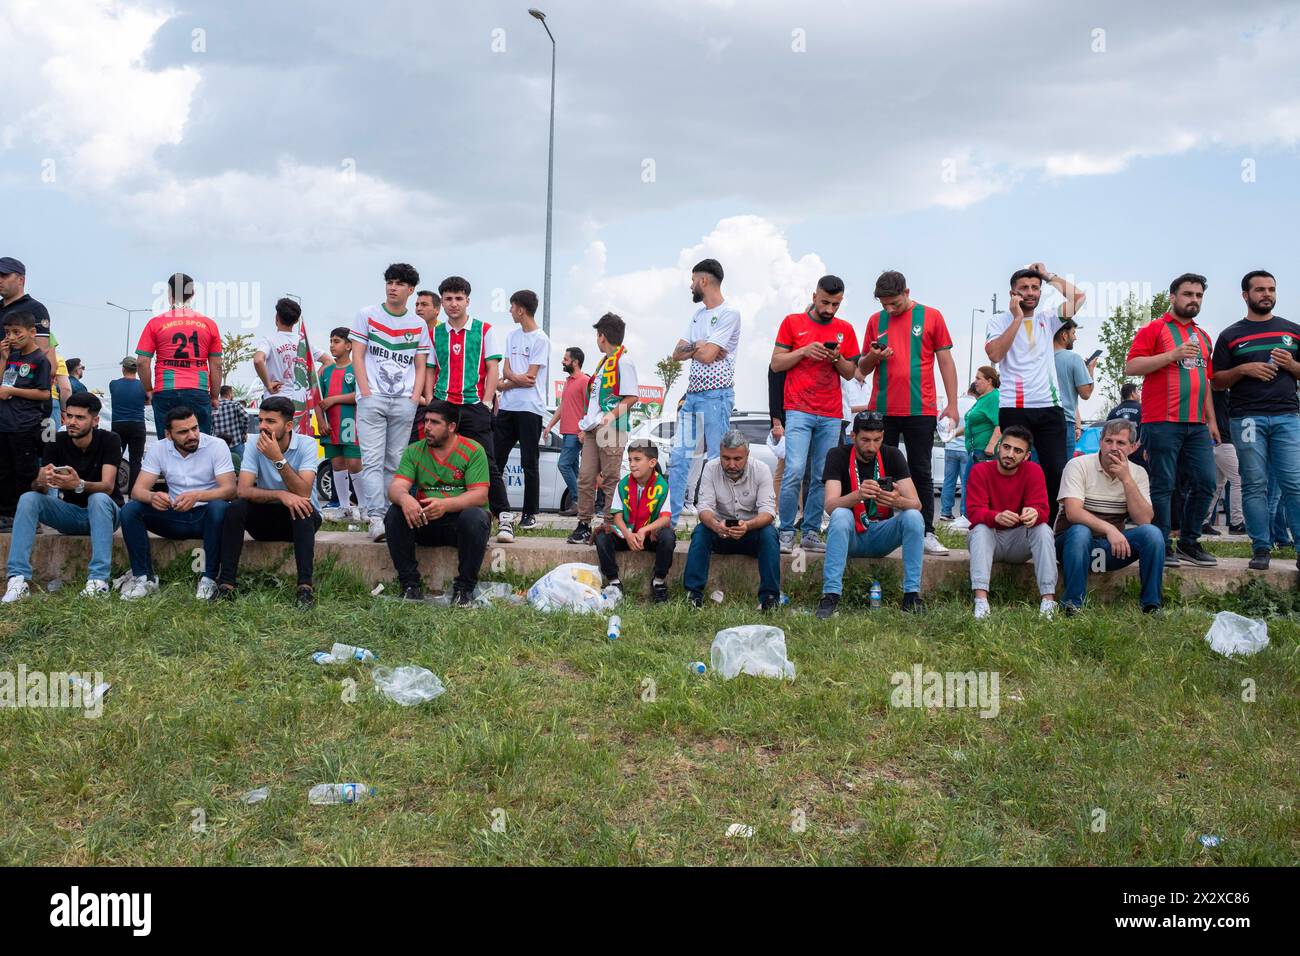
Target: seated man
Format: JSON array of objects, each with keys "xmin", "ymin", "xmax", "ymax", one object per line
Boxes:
[
  {"xmin": 3, "ymin": 392, "xmax": 123, "ymax": 602},
  {"xmin": 119, "ymin": 405, "xmax": 235, "ymax": 600},
  {"xmin": 684, "ymin": 429, "xmax": 780, "ymax": 611},
  {"xmin": 818, "ymin": 412, "xmax": 926, "ymax": 618},
  {"xmin": 1056, "ymin": 418, "xmax": 1163, "ymax": 615},
  {"xmin": 384, "ymin": 399, "xmax": 491, "ymax": 604},
  {"xmin": 214, "ymin": 396, "xmax": 323, "ymax": 607},
  {"xmin": 966, "ymin": 425, "xmax": 1056, "ymax": 619},
  {"xmin": 595, "ymin": 439, "xmax": 674, "ymax": 603}
]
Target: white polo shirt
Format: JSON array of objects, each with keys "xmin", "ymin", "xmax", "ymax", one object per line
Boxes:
[{"xmin": 140, "ymin": 432, "xmax": 235, "ymax": 505}]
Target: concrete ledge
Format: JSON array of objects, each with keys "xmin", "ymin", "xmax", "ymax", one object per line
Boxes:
[{"xmin": 0, "ymin": 530, "xmax": 1292, "ymax": 597}]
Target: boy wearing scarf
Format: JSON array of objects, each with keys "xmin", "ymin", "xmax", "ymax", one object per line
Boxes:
[{"xmin": 596, "ymin": 439, "xmax": 674, "ymax": 602}]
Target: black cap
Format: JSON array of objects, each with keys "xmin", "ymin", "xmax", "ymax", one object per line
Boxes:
[{"xmin": 0, "ymin": 257, "xmax": 26, "ymax": 276}]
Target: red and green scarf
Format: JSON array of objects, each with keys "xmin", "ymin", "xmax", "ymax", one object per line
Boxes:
[
  {"xmin": 588, "ymin": 345, "xmax": 633, "ymax": 430},
  {"xmin": 617, "ymin": 472, "xmax": 668, "ymax": 532},
  {"xmin": 852, "ymin": 450, "xmax": 890, "ymax": 533}
]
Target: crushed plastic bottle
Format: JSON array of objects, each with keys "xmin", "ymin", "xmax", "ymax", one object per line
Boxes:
[
  {"xmin": 308, "ymin": 783, "xmax": 375, "ymax": 805},
  {"xmin": 241, "ymin": 787, "xmax": 269, "ymax": 805},
  {"xmin": 606, "ymin": 615, "xmax": 621, "ymax": 641},
  {"xmin": 369, "ymin": 584, "xmax": 385, "ymax": 597},
  {"xmin": 688, "ymin": 661, "xmax": 707, "ymax": 675},
  {"xmin": 778, "ymin": 592, "xmax": 790, "ymax": 606},
  {"xmin": 725, "ymin": 823, "xmax": 754, "ymax": 839},
  {"xmin": 870, "ymin": 580, "xmax": 882, "ymax": 609},
  {"xmin": 1199, "ymin": 834, "xmax": 1223, "ymax": 848},
  {"xmin": 331, "ymin": 642, "xmax": 377, "ymax": 663},
  {"xmin": 311, "ymin": 651, "xmax": 337, "ymax": 665}
]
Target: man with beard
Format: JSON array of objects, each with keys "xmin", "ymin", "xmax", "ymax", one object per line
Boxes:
[
  {"xmin": 1211, "ymin": 270, "xmax": 1300, "ymax": 571},
  {"xmin": 1125, "ymin": 273, "xmax": 1219, "ymax": 567},
  {"xmin": 1052, "ymin": 319, "xmax": 1097, "ymax": 460},
  {"xmin": 985, "ymin": 263, "xmax": 1087, "ymax": 527},
  {"xmin": 668, "ymin": 258, "xmax": 741, "ymax": 527},
  {"xmin": 542, "ymin": 346, "xmax": 590, "ymax": 515},
  {"xmin": 964, "ymin": 425, "xmax": 1057, "ymax": 620}
]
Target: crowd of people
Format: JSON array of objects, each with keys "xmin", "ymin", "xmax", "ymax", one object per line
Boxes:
[{"xmin": 0, "ymin": 254, "xmax": 1293, "ymax": 618}]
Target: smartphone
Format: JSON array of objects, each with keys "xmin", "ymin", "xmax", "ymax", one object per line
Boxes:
[
  {"xmin": 1087, "ymin": 349, "xmax": 1103, "ymax": 364},
  {"xmin": 725, "ymin": 518, "xmax": 740, "ymax": 528},
  {"xmin": 878, "ymin": 477, "xmax": 894, "ymax": 493},
  {"xmin": 874, "ymin": 337, "xmax": 889, "ymax": 351},
  {"xmin": 823, "ymin": 340, "xmax": 839, "ymax": 350},
  {"xmin": 52, "ymin": 465, "xmax": 74, "ymax": 475}
]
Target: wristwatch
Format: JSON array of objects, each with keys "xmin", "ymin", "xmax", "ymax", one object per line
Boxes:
[
  {"xmin": 273, "ymin": 458, "xmax": 286, "ymax": 471},
  {"xmin": 74, "ymin": 480, "xmax": 86, "ymax": 496}
]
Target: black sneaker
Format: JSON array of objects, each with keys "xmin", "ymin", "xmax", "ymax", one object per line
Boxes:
[
  {"xmin": 1062, "ymin": 603, "xmax": 1081, "ymax": 618},
  {"xmin": 650, "ymin": 581, "xmax": 669, "ymax": 604},
  {"xmin": 758, "ymin": 594, "xmax": 778, "ymax": 613},
  {"xmin": 1164, "ymin": 544, "xmax": 1181, "ymax": 567},
  {"xmin": 901, "ymin": 592, "xmax": 925, "ymax": 614},
  {"xmin": 0, "ymin": 516, "xmax": 13, "ymax": 532},
  {"xmin": 1142, "ymin": 603, "xmax": 1161, "ymax": 615},
  {"xmin": 1175, "ymin": 541, "xmax": 1217, "ymax": 567},
  {"xmin": 1228, "ymin": 523, "xmax": 1247, "ymax": 535},
  {"xmin": 815, "ymin": 593, "xmax": 840, "ymax": 620},
  {"xmin": 451, "ymin": 586, "xmax": 474, "ymax": 607},
  {"xmin": 211, "ymin": 583, "xmax": 237, "ymax": 602},
  {"xmin": 558, "ymin": 505, "xmax": 578, "ymax": 517},
  {"xmin": 566, "ymin": 522, "xmax": 592, "ymax": 545},
  {"xmin": 519, "ymin": 513, "xmax": 538, "ymax": 530},
  {"xmin": 1201, "ymin": 524, "xmax": 1220, "ymax": 537},
  {"xmin": 296, "ymin": 584, "xmax": 315, "ymax": 608},
  {"xmin": 687, "ymin": 590, "xmax": 704, "ymax": 608},
  {"xmin": 1248, "ymin": 550, "xmax": 1271, "ymax": 571},
  {"xmin": 401, "ymin": 584, "xmax": 425, "ymax": 601}
]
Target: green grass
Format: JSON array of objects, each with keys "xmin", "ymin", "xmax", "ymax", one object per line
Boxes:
[{"xmin": 1, "ymin": 557, "xmax": 1297, "ymax": 866}]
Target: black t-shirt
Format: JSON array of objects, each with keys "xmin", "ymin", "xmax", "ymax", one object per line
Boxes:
[
  {"xmin": 1106, "ymin": 399, "xmax": 1141, "ymax": 426},
  {"xmin": 1211, "ymin": 390, "xmax": 1232, "ymax": 443},
  {"xmin": 0, "ymin": 294, "xmax": 52, "ymax": 339},
  {"xmin": 1211, "ymin": 316, "xmax": 1300, "ymax": 417},
  {"xmin": 823, "ymin": 443, "xmax": 911, "ymax": 493},
  {"xmin": 0, "ymin": 348, "xmax": 51, "ymax": 432},
  {"xmin": 42, "ymin": 430, "xmax": 123, "ymax": 507}
]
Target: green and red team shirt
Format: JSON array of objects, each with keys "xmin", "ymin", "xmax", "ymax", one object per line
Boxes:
[
  {"xmin": 394, "ymin": 434, "xmax": 490, "ymax": 507},
  {"xmin": 863, "ymin": 303, "xmax": 953, "ymax": 417},
  {"xmin": 319, "ymin": 363, "xmax": 358, "ymax": 446},
  {"xmin": 774, "ymin": 311, "xmax": 861, "ymax": 419},
  {"xmin": 136, "ymin": 308, "xmax": 222, "ymax": 392},
  {"xmin": 349, "ymin": 304, "xmax": 431, "ymax": 397},
  {"xmin": 1211, "ymin": 315, "xmax": 1300, "ymax": 417},
  {"xmin": 1127, "ymin": 313, "xmax": 1214, "ymax": 424},
  {"xmin": 431, "ymin": 317, "xmax": 504, "ymax": 406}
]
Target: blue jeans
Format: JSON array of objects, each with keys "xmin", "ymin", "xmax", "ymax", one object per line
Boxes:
[
  {"xmin": 120, "ymin": 499, "xmax": 229, "ymax": 578},
  {"xmin": 940, "ymin": 446, "xmax": 967, "ymax": 517},
  {"xmin": 1232, "ymin": 415, "xmax": 1300, "ymax": 553},
  {"xmin": 6, "ymin": 491, "xmax": 121, "ymax": 583},
  {"xmin": 960, "ymin": 450, "xmax": 992, "ymax": 518},
  {"xmin": 1268, "ymin": 470, "xmax": 1292, "ymax": 546},
  {"xmin": 822, "ymin": 507, "xmax": 924, "ymax": 595},
  {"xmin": 1140, "ymin": 421, "xmax": 1215, "ymax": 547},
  {"xmin": 779, "ymin": 410, "xmax": 841, "ymax": 535},
  {"xmin": 1056, "ymin": 522, "xmax": 1165, "ymax": 610},
  {"xmin": 151, "ymin": 387, "xmax": 213, "ymax": 439},
  {"xmin": 558, "ymin": 434, "xmax": 581, "ymax": 505},
  {"xmin": 683, "ymin": 522, "xmax": 781, "ymax": 600},
  {"xmin": 1064, "ymin": 426, "xmax": 1077, "ymax": 463},
  {"xmin": 669, "ymin": 387, "xmax": 734, "ymax": 523}
]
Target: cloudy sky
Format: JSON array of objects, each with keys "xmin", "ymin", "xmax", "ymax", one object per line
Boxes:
[{"xmin": 3, "ymin": 0, "xmax": 1299, "ymax": 416}]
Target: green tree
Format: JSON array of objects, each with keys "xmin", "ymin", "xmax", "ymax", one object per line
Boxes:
[
  {"xmin": 1096, "ymin": 290, "xmax": 1170, "ymax": 408},
  {"xmin": 221, "ymin": 332, "xmax": 256, "ymax": 383},
  {"xmin": 656, "ymin": 355, "xmax": 683, "ymax": 400}
]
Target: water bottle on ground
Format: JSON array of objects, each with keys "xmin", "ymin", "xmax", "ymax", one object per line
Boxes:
[
  {"xmin": 331, "ymin": 642, "xmax": 377, "ymax": 663},
  {"xmin": 308, "ymin": 783, "xmax": 375, "ymax": 805},
  {"xmin": 607, "ymin": 615, "xmax": 621, "ymax": 641},
  {"xmin": 688, "ymin": 661, "xmax": 707, "ymax": 675},
  {"xmin": 870, "ymin": 580, "xmax": 882, "ymax": 609}
]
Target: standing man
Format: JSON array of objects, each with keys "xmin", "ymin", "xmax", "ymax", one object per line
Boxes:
[
  {"xmin": 109, "ymin": 356, "xmax": 148, "ymax": 492},
  {"xmin": 136, "ymin": 273, "xmax": 223, "ymax": 438},
  {"xmin": 668, "ymin": 258, "xmax": 741, "ymax": 526},
  {"xmin": 1125, "ymin": 273, "xmax": 1219, "ymax": 567},
  {"xmin": 494, "ymin": 290, "xmax": 550, "ymax": 540},
  {"xmin": 0, "ymin": 311, "xmax": 52, "ymax": 531},
  {"xmin": 212, "ymin": 385, "xmax": 247, "ymax": 460},
  {"xmin": 985, "ymin": 263, "xmax": 1087, "ymax": 526},
  {"xmin": 858, "ymin": 270, "xmax": 958, "ymax": 555},
  {"xmin": 1204, "ymin": 389, "xmax": 1243, "ymax": 534},
  {"xmin": 964, "ymin": 426, "xmax": 1057, "ymax": 620},
  {"xmin": 1053, "ymin": 320, "xmax": 1097, "ymax": 459},
  {"xmin": 66, "ymin": 359, "xmax": 88, "ymax": 394},
  {"xmin": 542, "ymin": 347, "xmax": 589, "ymax": 516},
  {"xmin": 428, "ymin": 276, "xmax": 510, "ymax": 537},
  {"xmin": 1211, "ymin": 270, "xmax": 1300, "ymax": 571},
  {"xmin": 770, "ymin": 275, "xmax": 861, "ymax": 554},
  {"xmin": 567, "ymin": 313, "xmax": 639, "ymax": 545},
  {"xmin": 349, "ymin": 263, "xmax": 431, "ymax": 543}
]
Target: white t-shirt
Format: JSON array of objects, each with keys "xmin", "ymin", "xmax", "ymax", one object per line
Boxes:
[
  {"xmin": 348, "ymin": 304, "xmax": 431, "ymax": 398},
  {"xmin": 684, "ymin": 302, "xmax": 741, "ymax": 392},
  {"xmin": 497, "ymin": 326, "xmax": 551, "ymax": 416},
  {"xmin": 986, "ymin": 306, "xmax": 1068, "ymax": 409},
  {"xmin": 841, "ymin": 377, "xmax": 872, "ymax": 435},
  {"xmin": 580, "ymin": 351, "xmax": 639, "ymax": 431},
  {"xmin": 258, "ymin": 328, "xmax": 306, "ymax": 402}
]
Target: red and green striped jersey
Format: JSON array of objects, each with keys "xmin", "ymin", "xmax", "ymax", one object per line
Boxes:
[
  {"xmin": 863, "ymin": 303, "xmax": 953, "ymax": 417},
  {"xmin": 319, "ymin": 363, "xmax": 358, "ymax": 446},
  {"xmin": 1127, "ymin": 313, "xmax": 1215, "ymax": 424},
  {"xmin": 431, "ymin": 318, "xmax": 504, "ymax": 406},
  {"xmin": 136, "ymin": 308, "xmax": 222, "ymax": 392},
  {"xmin": 394, "ymin": 435, "xmax": 490, "ymax": 505}
]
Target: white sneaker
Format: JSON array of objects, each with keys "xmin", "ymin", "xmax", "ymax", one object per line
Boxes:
[
  {"xmin": 120, "ymin": 575, "xmax": 159, "ymax": 600},
  {"xmin": 2, "ymin": 575, "xmax": 30, "ymax": 603},
  {"xmin": 196, "ymin": 576, "xmax": 218, "ymax": 600},
  {"xmin": 923, "ymin": 532, "xmax": 950, "ymax": 555},
  {"xmin": 369, "ymin": 516, "xmax": 386, "ymax": 542},
  {"xmin": 950, "ymin": 515, "xmax": 971, "ymax": 531},
  {"xmin": 973, "ymin": 597, "xmax": 991, "ymax": 620},
  {"xmin": 497, "ymin": 512, "xmax": 516, "ymax": 544},
  {"xmin": 1039, "ymin": 598, "xmax": 1057, "ymax": 619},
  {"xmin": 348, "ymin": 506, "xmax": 365, "ymax": 522},
  {"xmin": 80, "ymin": 579, "xmax": 110, "ymax": 599}
]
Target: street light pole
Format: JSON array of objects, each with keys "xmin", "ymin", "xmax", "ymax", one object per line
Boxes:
[
  {"xmin": 968, "ymin": 308, "xmax": 985, "ymax": 382},
  {"xmin": 529, "ymin": 7, "xmax": 556, "ymax": 349},
  {"xmin": 106, "ymin": 301, "xmax": 149, "ymax": 355}
]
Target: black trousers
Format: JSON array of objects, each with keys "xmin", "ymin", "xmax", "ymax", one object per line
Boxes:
[
  {"xmin": 999, "ymin": 405, "xmax": 1068, "ymax": 527},
  {"xmin": 383, "ymin": 504, "xmax": 490, "ymax": 592},
  {"xmin": 455, "ymin": 402, "xmax": 511, "ymax": 516},
  {"xmin": 884, "ymin": 415, "xmax": 937, "ymax": 534},
  {"xmin": 112, "ymin": 421, "xmax": 147, "ymax": 493},
  {"xmin": 0, "ymin": 429, "xmax": 42, "ymax": 518},
  {"xmin": 494, "ymin": 409, "xmax": 542, "ymax": 516},
  {"xmin": 218, "ymin": 498, "xmax": 322, "ymax": 587},
  {"xmin": 595, "ymin": 527, "xmax": 676, "ymax": 582}
]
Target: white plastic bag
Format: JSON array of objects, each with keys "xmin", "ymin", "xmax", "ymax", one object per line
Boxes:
[
  {"xmin": 372, "ymin": 666, "xmax": 446, "ymax": 705},
  {"xmin": 765, "ymin": 432, "xmax": 786, "ymax": 461},
  {"xmin": 1205, "ymin": 611, "xmax": 1269, "ymax": 657},
  {"xmin": 527, "ymin": 563, "xmax": 621, "ymax": 614},
  {"xmin": 710, "ymin": 625, "xmax": 796, "ymax": 680}
]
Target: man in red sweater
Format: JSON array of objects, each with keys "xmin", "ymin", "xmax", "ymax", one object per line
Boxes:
[{"xmin": 965, "ymin": 424, "xmax": 1058, "ymax": 619}]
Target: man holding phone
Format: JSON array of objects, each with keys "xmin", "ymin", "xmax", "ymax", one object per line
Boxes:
[
  {"xmin": 683, "ymin": 429, "xmax": 779, "ymax": 610},
  {"xmin": 858, "ymin": 270, "xmax": 958, "ymax": 555},
  {"xmin": 1053, "ymin": 320, "xmax": 1098, "ymax": 460}
]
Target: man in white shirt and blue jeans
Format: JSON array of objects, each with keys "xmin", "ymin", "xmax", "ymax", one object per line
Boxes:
[
  {"xmin": 668, "ymin": 258, "xmax": 741, "ymax": 527},
  {"xmin": 494, "ymin": 290, "xmax": 550, "ymax": 537}
]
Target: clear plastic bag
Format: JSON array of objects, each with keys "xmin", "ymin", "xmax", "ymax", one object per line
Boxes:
[
  {"xmin": 527, "ymin": 563, "xmax": 621, "ymax": 614},
  {"xmin": 1205, "ymin": 611, "xmax": 1269, "ymax": 657},
  {"xmin": 709, "ymin": 625, "xmax": 796, "ymax": 680},
  {"xmin": 473, "ymin": 581, "xmax": 525, "ymax": 606},
  {"xmin": 372, "ymin": 666, "xmax": 446, "ymax": 705}
]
